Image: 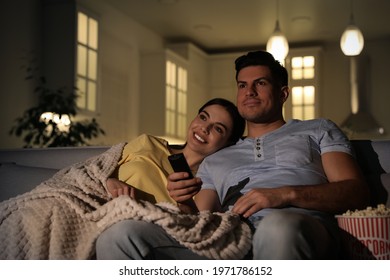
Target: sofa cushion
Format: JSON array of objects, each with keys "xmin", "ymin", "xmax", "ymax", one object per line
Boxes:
[
  {"xmin": 381, "ymin": 173, "xmax": 390, "ymax": 207},
  {"xmin": 0, "ymin": 162, "xmax": 58, "ymax": 202}
]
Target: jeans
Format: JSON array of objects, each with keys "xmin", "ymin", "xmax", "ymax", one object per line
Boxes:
[
  {"xmin": 250, "ymin": 210, "xmax": 340, "ymax": 259},
  {"xmin": 96, "ymin": 210, "xmax": 340, "ymax": 260},
  {"xmin": 96, "ymin": 219, "xmax": 208, "ymax": 260}
]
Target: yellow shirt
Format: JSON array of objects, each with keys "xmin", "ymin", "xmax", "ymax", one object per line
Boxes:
[{"xmin": 113, "ymin": 134, "xmax": 176, "ymax": 204}]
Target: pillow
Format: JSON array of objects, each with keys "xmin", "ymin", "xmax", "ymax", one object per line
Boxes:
[{"xmin": 0, "ymin": 162, "xmax": 58, "ymax": 202}]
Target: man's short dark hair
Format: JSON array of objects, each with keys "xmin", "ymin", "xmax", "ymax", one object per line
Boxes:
[{"xmin": 234, "ymin": 51, "xmax": 288, "ymax": 87}]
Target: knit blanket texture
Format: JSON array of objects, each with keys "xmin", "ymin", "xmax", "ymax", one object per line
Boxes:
[{"xmin": 0, "ymin": 143, "xmax": 252, "ymax": 260}]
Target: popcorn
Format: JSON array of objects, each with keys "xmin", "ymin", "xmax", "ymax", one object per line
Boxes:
[
  {"xmin": 336, "ymin": 204, "xmax": 390, "ymax": 259},
  {"xmin": 341, "ymin": 204, "xmax": 390, "ymax": 217}
]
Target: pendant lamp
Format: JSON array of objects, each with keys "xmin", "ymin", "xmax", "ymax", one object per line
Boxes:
[
  {"xmin": 340, "ymin": 0, "xmax": 364, "ymax": 56},
  {"xmin": 266, "ymin": 0, "xmax": 289, "ymax": 63}
]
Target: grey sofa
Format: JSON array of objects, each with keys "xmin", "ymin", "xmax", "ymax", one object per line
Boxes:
[
  {"xmin": 0, "ymin": 140, "xmax": 389, "ymax": 206},
  {"xmin": 0, "ymin": 140, "xmax": 389, "ymax": 260},
  {"xmin": 0, "ymin": 145, "xmax": 109, "ymax": 202}
]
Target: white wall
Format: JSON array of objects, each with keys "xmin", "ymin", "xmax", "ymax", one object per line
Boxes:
[
  {"xmin": 167, "ymin": 43, "xmax": 212, "ymax": 121},
  {"xmin": 209, "ymin": 52, "xmax": 245, "ymax": 101},
  {"xmin": 321, "ymin": 38, "xmax": 390, "ymax": 139},
  {"xmin": 79, "ymin": 0, "xmax": 166, "ymax": 145}
]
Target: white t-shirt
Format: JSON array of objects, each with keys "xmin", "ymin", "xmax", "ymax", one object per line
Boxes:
[{"xmin": 197, "ymin": 118, "xmax": 352, "ymax": 220}]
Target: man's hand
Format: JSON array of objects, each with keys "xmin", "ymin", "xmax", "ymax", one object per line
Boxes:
[
  {"xmin": 166, "ymin": 172, "xmax": 202, "ymax": 203},
  {"xmin": 232, "ymin": 151, "xmax": 370, "ymax": 217},
  {"xmin": 232, "ymin": 187, "xmax": 291, "ymax": 218},
  {"xmin": 106, "ymin": 177, "xmax": 136, "ymax": 198}
]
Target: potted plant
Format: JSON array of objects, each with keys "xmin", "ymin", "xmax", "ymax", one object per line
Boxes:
[{"xmin": 10, "ymin": 65, "xmax": 105, "ymax": 148}]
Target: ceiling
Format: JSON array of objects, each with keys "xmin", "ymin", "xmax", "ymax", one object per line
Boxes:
[{"xmin": 107, "ymin": 0, "xmax": 390, "ymax": 53}]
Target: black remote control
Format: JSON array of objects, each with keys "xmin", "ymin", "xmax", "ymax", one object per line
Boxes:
[{"xmin": 168, "ymin": 153, "xmax": 194, "ymax": 179}]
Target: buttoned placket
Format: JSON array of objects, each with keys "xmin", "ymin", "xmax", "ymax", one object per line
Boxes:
[{"xmin": 254, "ymin": 137, "xmax": 264, "ymax": 161}]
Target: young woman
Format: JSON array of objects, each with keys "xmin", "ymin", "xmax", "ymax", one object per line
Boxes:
[
  {"xmin": 105, "ymin": 98, "xmax": 245, "ymax": 205},
  {"xmin": 0, "ymin": 98, "xmax": 245, "ymax": 260}
]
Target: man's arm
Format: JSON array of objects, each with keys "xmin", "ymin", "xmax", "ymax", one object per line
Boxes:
[
  {"xmin": 232, "ymin": 152, "xmax": 370, "ymax": 218},
  {"xmin": 290, "ymin": 151, "xmax": 370, "ymax": 212}
]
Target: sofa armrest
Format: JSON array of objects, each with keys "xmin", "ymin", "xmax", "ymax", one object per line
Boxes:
[
  {"xmin": 0, "ymin": 146, "xmax": 110, "ymax": 169},
  {"xmin": 351, "ymin": 140, "xmax": 390, "ymax": 207},
  {"xmin": 0, "ymin": 146, "xmax": 110, "ymax": 202}
]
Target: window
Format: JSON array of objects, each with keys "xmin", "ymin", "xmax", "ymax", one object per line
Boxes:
[
  {"xmin": 76, "ymin": 11, "xmax": 99, "ymax": 112},
  {"xmin": 291, "ymin": 85, "xmax": 315, "ymax": 120},
  {"xmin": 165, "ymin": 60, "xmax": 188, "ymax": 140},
  {"xmin": 284, "ymin": 48, "xmax": 321, "ymax": 120}
]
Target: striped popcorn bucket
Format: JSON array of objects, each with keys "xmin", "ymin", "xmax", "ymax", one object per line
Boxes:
[{"xmin": 336, "ymin": 215, "xmax": 390, "ymax": 259}]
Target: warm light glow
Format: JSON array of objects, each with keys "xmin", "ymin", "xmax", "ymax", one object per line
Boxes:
[
  {"xmin": 340, "ymin": 0, "xmax": 364, "ymax": 56},
  {"xmin": 40, "ymin": 112, "xmax": 71, "ymax": 132},
  {"xmin": 291, "ymin": 56, "xmax": 315, "ymax": 80},
  {"xmin": 340, "ymin": 24, "xmax": 364, "ymax": 56},
  {"xmin": 77, "ymin": 11, "xmax": 99, "ymax": 112},
  {"xmin": 266, "ymin": 20, "xmax": 289, "ymax": 63}
]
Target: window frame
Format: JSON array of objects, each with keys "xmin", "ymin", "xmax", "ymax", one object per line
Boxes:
[
  {"xmin": 75, "ymin": 7, "xmax": 101, "ymax": 115},
  {"xmin": 165, "ymin": 53, "xmax": 189, "ymax": 141},
  {"xmin": 284, "ymin": 47, "xmax": 322, "ymax": 121}
]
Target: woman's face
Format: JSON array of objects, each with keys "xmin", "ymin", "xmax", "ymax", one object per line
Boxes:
[{"xmin": 186, "ymin": 104, "xmax": 234, "ymax": 157}]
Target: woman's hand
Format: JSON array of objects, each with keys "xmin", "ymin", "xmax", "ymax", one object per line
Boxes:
[
  {"xmin": 167, "ymin": 172, "xmax": 202, "ymax": 202},
  {"xmin": 106, "ymin": 177, "xmax": 136, "ymax": 199},
  {"xmin": 167, "ymin": 172, "xmax": 202, "ymax": 213}
]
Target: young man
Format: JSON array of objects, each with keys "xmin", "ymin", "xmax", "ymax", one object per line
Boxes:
[{"xmin": 97, "ymin": 51, "xmax": 369, "ymax": 259}]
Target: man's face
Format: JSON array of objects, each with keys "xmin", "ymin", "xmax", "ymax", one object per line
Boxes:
[{"xmin": 236, "ymin": 65, "xmax": 285, "ymax": 123}]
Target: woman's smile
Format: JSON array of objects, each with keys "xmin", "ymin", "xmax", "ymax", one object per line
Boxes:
[{"xmin": 194, "ymin": 133, "xmax": 206, "ymax": 143}]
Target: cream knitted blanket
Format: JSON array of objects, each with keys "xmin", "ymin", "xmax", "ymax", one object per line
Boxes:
[{"xmin": 0, "ymin": 143, "xmax": 252, "ymax": 260}]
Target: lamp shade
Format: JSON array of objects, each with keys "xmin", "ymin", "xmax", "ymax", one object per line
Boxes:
[
  {"xmin": 266, "ymin": 21, "xmax": 289, "ymax": 62},
  {"xmin": 340, "ymin": 24, "xmax": 364, "ymax": 56}
]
